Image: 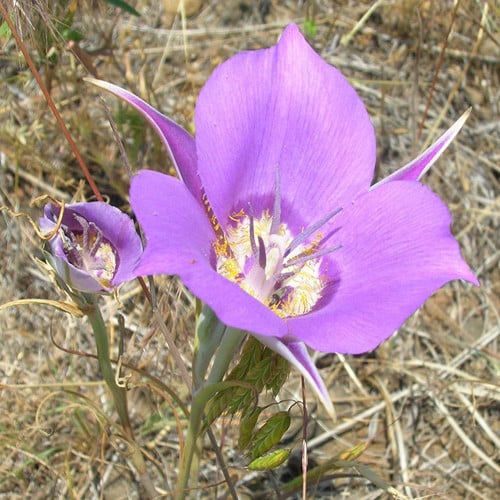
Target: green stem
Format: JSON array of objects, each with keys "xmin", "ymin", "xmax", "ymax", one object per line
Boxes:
[
  {"xmin": 86, "ymin": 299, "xmax": 132, "ymax": 435},
  {"xmin": 175, "ymin": 388, "xmax": 205, "ymax": 499},
  {"xmin": 193, "ymin": 305, "xmax": 227, "ymax": 388},
  {"xmin": 175, "ymin": 327, "xmax": 245, "ymax": 498},
  {"xmin": 174, "ymin": 382, "xmax": 232, "ymax": 499},
  {"xmin": 206, "ymin": 328, "xmax": 246, "ymax": 386},
  {"xmin": 85, "ymin": 295, "xmax": 156, "ymax": 499}
]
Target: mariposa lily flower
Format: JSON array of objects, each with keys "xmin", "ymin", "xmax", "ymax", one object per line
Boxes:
[
  {"xmin": 90, "ymin": 25, "xmax": 478, "ymax": 412},
  {"xmin": 40, "ymin": 202, "xmax": 143, "ymax": 293}
]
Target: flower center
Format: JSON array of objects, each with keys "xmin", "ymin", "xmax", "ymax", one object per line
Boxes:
[
  {"xmin": 59, "ymin": 214, "xmax": 117, "ymax": 288},
  {"xmin": 215, "ymin": 209, "xmax": 335, "ymax": 318}
]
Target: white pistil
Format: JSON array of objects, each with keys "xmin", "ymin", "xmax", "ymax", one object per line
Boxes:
[
  {"xmin": 214, "ymin": 165, "xmax": 342, "ymax": 317},
  {"xmin": 217, "ymin": 210, "xmax": 333, "ymax": 318}
]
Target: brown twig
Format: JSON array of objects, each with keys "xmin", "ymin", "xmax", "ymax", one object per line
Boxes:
[
  {"xmin": 0, "ymin": 1, "xmax": 103, "ymax": 201},
  {"xmin": 417, "ymin": 0, "xmax": 460, "ymax": 142}
]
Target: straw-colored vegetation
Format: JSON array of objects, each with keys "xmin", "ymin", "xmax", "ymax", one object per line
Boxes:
[{"xmin": 0, "ymin": 0, "xmax": 498, "ymax": 498}]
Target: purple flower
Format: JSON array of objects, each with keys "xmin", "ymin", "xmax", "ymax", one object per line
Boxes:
[
  {"xmin": 91, "ymin": 25, "xmax": 478, "ymax": 410},
  {"xmin": 40, "ymin": 202, "xmax": 143, "ymax": 293}
]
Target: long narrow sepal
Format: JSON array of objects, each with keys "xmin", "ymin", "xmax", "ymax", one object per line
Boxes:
[
  {"xmin": 253, "ymin": 334, "xmax": 335, "ymax": 418},
  {"xmin": 372, "ymin": 108, "xmax": 471, "ymax": 189},
  {"xmin": 86, "ymin": 78, "xmax": 202, "ymax": 199}
]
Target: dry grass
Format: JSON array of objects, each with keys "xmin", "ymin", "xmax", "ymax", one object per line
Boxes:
[{"xmin": 0, "ymin": 0, "xmax": 498, "ymax": 498}]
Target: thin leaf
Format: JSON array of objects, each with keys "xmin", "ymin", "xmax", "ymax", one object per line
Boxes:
[
  {"xmin": 0, "ymin": 21, "xmax": 11, "ymax": 39},
  {"xmin": 250, "ymin": 411, "xmax": 291, "ymax": 459},
  {"xmin": 104, "ymin": 0, "xmax": 140, "ymax": 16},
  {"xmin": 238, "ymin": 407, "xmax": 263, "ymax": 451},
  {"xmin": 265, "ymin": 352, "xmax": 290, "ymax": 396}
]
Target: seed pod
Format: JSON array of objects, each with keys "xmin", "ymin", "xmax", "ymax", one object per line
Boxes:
[{"xmin": 248, "ymin": 448, "xmax": 291, "ymax": 471}]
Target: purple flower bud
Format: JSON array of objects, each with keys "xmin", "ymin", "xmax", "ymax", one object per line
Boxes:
[{"xmin": 39, "ymin": 202, "xmax": 143, "ymax": 293}]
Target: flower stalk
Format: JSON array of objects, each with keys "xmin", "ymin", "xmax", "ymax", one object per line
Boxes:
[
  {"xmin": 176, "ymin": 312, "xmax": 245, "ymax": 498},
  {"xmin": 84, "ymin": 294, "xmax": 157, "ymax": 499},
  {"xmin": 193, "ymin": 304, "xmax": 227, "ymax": 387},
  {"xmin": 205, "ymin": 327, "xmax": 246, "ymax": 386}
]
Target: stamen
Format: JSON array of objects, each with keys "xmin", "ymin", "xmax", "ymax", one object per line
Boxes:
[
  {"xmin": 73, "ymin": 214, "xmax": 104, "ymax": 257},
  {"xmin": 73, "ymin": 214, "xmax": 90, "ymax": 250},
  {"xmin": 63, "ymin": 236, "xmax": 83, "ymax": 267},
  {"xmin": 88, "ymin": 223, "xmax": 103, "ymax": 257},
  {"xmin": 285, "ymin": 206, "xmax": 343, "ymax": 258},
  {"xmin": 248, "ymin": 205, "xmax": 258, "ymax": 258},
  {"xmin": 59, "ymin": 225, "xmax": 81, "ymax": 265},
  {"xmin": 270, "ymin": 166, "xmax": 281, "ymax": 235},
  {"xmin": 257, "ymin": 236, "xmax": 267, "ymax": 269},
  {"xmin": 272, "ymin": 270, "xmax": 294, "ymax": 284},
  {"xmin": 59, "ymin": 225, "xmax": 75, "ymax": 248},
  {"xmin": 284, "ymin": 244, "xmax": 342, "ymax": 268}
]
